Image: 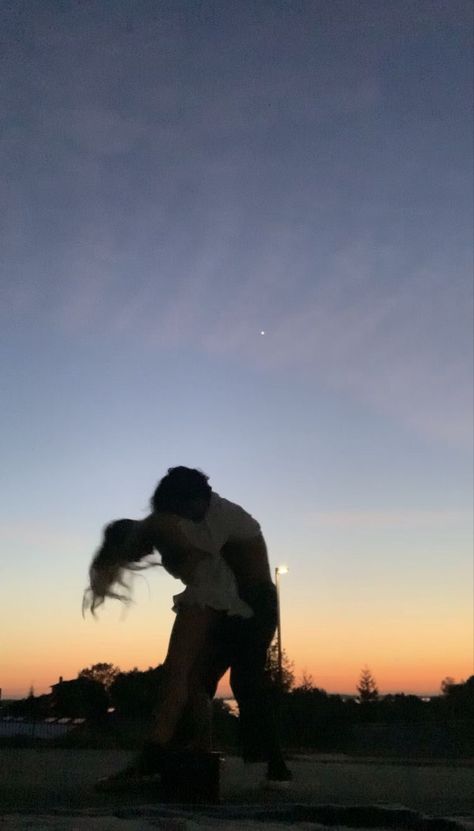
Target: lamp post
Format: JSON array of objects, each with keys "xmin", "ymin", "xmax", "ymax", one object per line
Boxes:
[{"xmin": 275, "ymin": 565, "xmax": 288, "ymax": 690}]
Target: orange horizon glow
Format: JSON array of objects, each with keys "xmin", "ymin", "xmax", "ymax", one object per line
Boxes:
[
  {"xmin": 2, "ymin": 647, "xmax": 471, "ymax": 700},
  {"xmin": 2, "ymin": 618, "xmax": 472, "ymax": 699},
  {"xmin": 2, "ymin": 551, "xmax": 471, "ymax": 701}
]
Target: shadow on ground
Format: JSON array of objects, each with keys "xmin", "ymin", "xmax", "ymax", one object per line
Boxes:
[{"xmin": 1, "ymin": 750, "xmax": 473, "ymax": 829}]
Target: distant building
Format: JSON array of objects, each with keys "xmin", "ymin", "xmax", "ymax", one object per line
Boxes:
[{"xmin": 51, "ymin": 676, "xmax": 108, "ymax": 719}]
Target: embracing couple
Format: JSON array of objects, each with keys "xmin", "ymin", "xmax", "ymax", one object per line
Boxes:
[{"xmin": 84, "ymin": 466, "xmax": 292, "ymax": 787}]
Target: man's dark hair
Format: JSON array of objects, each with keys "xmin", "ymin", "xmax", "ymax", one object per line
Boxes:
[{"xmin": 151, "ymin": 466, "xmax": 211, "ymax": 513}]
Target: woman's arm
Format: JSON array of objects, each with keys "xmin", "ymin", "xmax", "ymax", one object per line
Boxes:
[{"xmin": 140, "ymin": 513, "xmax": 210, "ymax": 581}]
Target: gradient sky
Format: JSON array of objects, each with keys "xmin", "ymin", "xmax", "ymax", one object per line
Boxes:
[{"xmin": 1, "ymin": 0, "xmax": 472, "ymax": 699}]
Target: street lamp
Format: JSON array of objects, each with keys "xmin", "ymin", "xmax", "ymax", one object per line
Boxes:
[{"xmin": 275, "ymin": 565, "xmax": 288, "ymax": 690}]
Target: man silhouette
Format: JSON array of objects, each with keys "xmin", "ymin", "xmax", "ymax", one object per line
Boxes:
[{"xmin": 150, "ymin": 466, "xmax": 291, "ymax": 783}]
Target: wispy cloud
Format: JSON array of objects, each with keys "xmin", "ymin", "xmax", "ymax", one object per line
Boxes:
[
  {"xmin": 194, "ymin": 240, "xmax": 472, "ymax": 447},
  {"xmin": 1, "ymin": 2, "xmax": 471, "ymax": 449}
]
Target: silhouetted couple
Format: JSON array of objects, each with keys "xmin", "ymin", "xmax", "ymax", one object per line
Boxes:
[{"xmin": 85, "ymin": 466, "xmax": 291, "ymax": 788}]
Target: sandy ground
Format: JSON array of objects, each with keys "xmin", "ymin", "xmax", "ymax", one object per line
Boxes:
[{"xmin": 0, "ymin": 751, "xmax": 473, "ymax": 829}]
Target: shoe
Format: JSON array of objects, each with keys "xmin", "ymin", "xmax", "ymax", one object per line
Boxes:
[{"xmin": 94, "ymin": 742, "xmax": 166, "ymax": 792}]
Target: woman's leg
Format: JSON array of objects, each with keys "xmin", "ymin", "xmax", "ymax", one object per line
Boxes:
[
  {"xmin": 168, "ymin": 614, "xmax": 232, "ymax": 752},
  {"xmin": 171, "ymin": 686, "xmax": 213, "ymax": 752},
  {"xmin": 95, "ymin": 605, "xmax": 217, "ymax": 788},
  {"xmin": 150, "ymin": 605, "xmax": 218, "ymax": 746}
]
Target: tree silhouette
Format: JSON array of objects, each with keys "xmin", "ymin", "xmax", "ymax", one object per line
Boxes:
[
  {"xmin": 110, "ymin": 666, "xmax": 164, "ymax": 716},
  {"xmin": 298, "ymin": 671, "xmax": 316, "ymax": 692},
  {"xmin": 78, "ymin": 662, "xmax": 120, "ymax": 690},
  {"xmin": 440, "ymin": 675, "xmax": 474, "ymax": 718},
  {"xmin": 441, "ymin": 676, "xmax": 456, "ymax": 696},
  {"xmin": 264, "ymin": 642, "xmax": 295, "ymax": 692},
  {"xmin": 357, "ymin": 666, "xmax": 379, "ymax": 702}
]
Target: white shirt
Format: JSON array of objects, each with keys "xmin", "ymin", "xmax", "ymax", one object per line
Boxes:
[
  {"xmin": 176, "ymin": 492, "xmax": 261, "ymax": 555},
  {"xmin": 172, "ymin": 556, "xmax": 253, "ymax": 618},
  {"xmin": 171, "ymin": 492, "xmax": 260, "ymax": 618}
]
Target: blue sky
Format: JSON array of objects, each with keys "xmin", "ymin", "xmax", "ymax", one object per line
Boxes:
[{"xmin": 1, "ymin": 0, "xmax": 472, "ymax": 696}]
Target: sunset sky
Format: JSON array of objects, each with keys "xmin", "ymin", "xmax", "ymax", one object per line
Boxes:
[{"xmin": 1, "ymin": 0, "xmax": 472, "ymax": 699}]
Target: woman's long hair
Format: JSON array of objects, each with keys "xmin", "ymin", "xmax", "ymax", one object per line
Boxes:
[{"xmin": 83, "ymin": 518, "xmax": 157, "ymax": 616}]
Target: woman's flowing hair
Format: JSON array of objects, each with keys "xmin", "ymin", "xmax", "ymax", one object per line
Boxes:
[{"xmin": 82, "ymin": 518, "xmax": 158, "ymax": 616}]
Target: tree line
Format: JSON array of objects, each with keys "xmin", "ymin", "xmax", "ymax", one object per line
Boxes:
[{"xmin": 2, "ymin": 656, "xmax": 473, "ymax": 757}]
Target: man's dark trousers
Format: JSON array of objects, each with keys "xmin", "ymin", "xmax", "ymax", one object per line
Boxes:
[{"xmin": 205, "ymin": 582, "xmax": 283, "ymax": 763}]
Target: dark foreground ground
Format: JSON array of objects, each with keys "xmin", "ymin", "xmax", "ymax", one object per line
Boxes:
[{"xmin": 0, "ymin": 750, "xmax": 473, "ymax": 829}]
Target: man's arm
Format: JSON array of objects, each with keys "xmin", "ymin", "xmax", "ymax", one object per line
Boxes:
[{"xmin": 221, "ymin": 533, "xmax": 272, "ymax": 592}]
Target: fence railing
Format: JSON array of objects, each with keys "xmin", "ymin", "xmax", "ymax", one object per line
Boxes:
[{"xmin": 0, "ymin": 716, "xmax": 85, "ymax": 739}]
